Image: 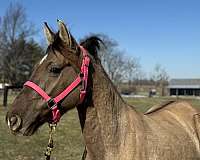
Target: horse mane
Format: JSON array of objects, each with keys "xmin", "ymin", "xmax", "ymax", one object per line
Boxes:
[{"xmin": 80, "ymin": 36, "xmax": 104, "ymax": 60}]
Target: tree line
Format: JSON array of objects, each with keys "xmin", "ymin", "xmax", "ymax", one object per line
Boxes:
[
  {"xmin": 0, "ymin": 2, "xmax": 169, "ymax": 91},
  {"xmin": 0, "ymin": 2, "xmax": 44, "ymax": 86}
]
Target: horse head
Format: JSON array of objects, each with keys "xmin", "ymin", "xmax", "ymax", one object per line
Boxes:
[{"xmin": 6, "ymin": 20, "xmax": 102, "ymax": 136}]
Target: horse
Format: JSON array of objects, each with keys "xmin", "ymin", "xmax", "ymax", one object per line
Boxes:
[{"xmin": 6, "ymin": 20, "xmax": 200, "ymax": 160}]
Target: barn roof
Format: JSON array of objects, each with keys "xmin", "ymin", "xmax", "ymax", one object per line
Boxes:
[{"xmin": 168, "ymin": 79, "xmax": 200, "ymax": 89}]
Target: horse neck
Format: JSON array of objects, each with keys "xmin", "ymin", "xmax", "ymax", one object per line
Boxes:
[{"xmin": 77, "ymin": 63, "xmax": 138, "ymax": 159}]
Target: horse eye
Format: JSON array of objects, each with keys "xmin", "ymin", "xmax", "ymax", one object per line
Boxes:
[{"xmin": 49, "ymin": 66, "xmax": 62, "ymax": 74}]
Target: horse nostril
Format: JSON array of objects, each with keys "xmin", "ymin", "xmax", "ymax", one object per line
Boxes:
[
  {"xmin": 8, "ymin": 115, "xmax": 22, "ymax": 131},
  {"xmin": 10, "ymin": 116, "xmax": 17, "ymax": 126}
]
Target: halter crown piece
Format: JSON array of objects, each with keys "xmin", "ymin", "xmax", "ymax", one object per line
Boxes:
[{"xmin": 24, "ymin": 45, "xmax": 90, "ymax": 123}]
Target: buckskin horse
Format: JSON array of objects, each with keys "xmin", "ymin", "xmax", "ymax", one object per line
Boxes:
[{"xmin": 6, "ymin": 20, "xmax": 200, "ymax": 160}]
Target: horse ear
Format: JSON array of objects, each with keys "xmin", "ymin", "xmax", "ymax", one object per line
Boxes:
[
  {"xmin": 57, "ymin": 19, "xmax": 72, "ymax": 47},
  {"xmin": 43, "ymin": 22, "xmax": 55, "ymax": 45}
]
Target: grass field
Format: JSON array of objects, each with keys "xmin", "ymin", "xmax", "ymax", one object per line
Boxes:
[{"xmin": 1, "ymin": 95, "xmax": 200, "ymax": 160}]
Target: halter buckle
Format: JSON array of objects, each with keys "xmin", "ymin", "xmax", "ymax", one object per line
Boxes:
[{"xmin": 47, "ymin": 98, "xmax": 57, "ymax": 110}]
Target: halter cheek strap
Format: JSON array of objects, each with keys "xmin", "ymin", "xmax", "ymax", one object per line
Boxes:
[{"xmin": 24, "ymin": 46, "xmax": 90, "ymax": 123}]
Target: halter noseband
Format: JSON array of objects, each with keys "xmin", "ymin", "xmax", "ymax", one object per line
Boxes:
[{"xmin": 24, "ymin": 46, "xmax": 90, "ymax": 123}]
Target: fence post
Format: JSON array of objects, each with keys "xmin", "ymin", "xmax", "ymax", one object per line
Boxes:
[{"xmin": 3, "ymin": 86, "xmax": 8, "ymax": 107}]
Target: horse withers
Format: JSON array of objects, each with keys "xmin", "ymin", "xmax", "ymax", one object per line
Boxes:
[{"xmin": 6, "ymin": 20, "xmax": 200, "ymax": 160}]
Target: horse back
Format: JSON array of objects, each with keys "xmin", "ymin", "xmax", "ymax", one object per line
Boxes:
[{"xmin": 142, "ymin": 101, "xmax": 200, "ymax": 159}]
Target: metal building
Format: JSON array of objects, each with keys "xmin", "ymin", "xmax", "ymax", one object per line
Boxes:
[{"xmin": 168, "ymin": 79, "xmax": 200, "ymax": 96}]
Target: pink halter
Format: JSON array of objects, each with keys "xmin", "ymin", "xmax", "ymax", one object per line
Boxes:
[{"xmin": 24, "ymin": 46, "xmax": 90, "ymax": 123}]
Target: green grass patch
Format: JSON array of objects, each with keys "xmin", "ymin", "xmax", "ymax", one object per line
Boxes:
[{"xmin": 0, "ymin": 106, "xmax": 84, "ymax": 160}]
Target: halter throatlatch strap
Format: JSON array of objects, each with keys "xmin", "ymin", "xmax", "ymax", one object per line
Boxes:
[{"xmin": 23, "ymin": 45, "xmax": 90, "ymax": 123}]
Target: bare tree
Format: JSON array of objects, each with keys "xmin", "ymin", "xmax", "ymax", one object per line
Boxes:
[
  {"xmin": 0, "ymin": 2, "xmax": 35, "ymax": 44},
  {"xmin": 124, "ymin": 57, "xmax": 141, "ymax": 84},
  {"xmin": 104, "ymin": 50, "xmax": 125, "ymax": 84},
  {"xmin": 151, "ymin": 64, "xmax": 169, "ymax": 96},
  {"xmin": 0, "ymin": 2, "xmax": 43, "ymax": 85}
]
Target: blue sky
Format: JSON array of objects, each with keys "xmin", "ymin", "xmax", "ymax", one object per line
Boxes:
[{"xmin": 0, "ymin": 0, "xmax": 200, "ymax": 79}]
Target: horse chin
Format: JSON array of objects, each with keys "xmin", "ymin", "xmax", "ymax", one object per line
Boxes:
[{"xmin": 16, "ymin": 121, "xmax": 44, "ymax": 136}]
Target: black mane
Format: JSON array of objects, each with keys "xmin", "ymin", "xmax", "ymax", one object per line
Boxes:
[{"xmin": 80, "ymin": 36, "xmax": 104, "ymax": 59}]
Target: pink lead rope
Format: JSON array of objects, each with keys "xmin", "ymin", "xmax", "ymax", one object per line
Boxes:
[{"xmin": 24, "ymin": 46, "xmax": 90, "ymax": 123}]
